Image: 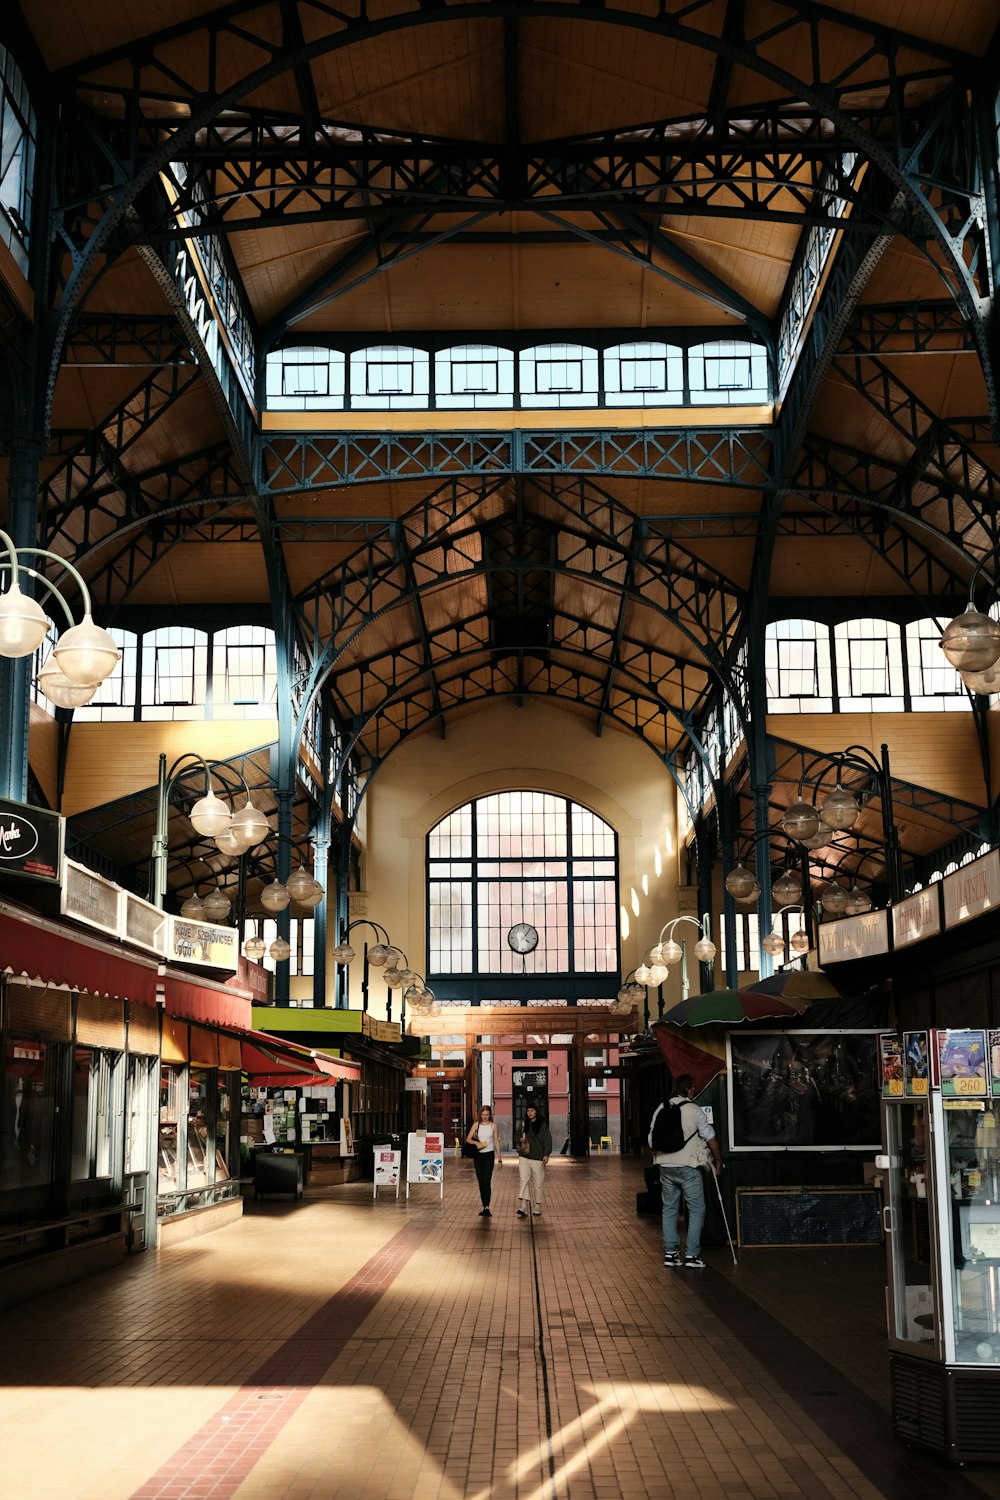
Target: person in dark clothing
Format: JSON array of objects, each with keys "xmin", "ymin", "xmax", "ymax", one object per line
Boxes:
[
  {"xmin": 516, "ymin": 1104, "xmax": 552, "ymax": 1218},
  {"xmin": 466, "ymin": 1104, "xmax": 502, "ymax": 1216}
]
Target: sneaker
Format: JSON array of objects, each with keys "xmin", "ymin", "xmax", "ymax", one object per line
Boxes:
[
  {"xmin": 517, "ymin": 1208, "xmax": 527, "ymax": 1218},
  {"xmin": 663, "ymin": 1251, "xmax": 681, "ymax": 1267},
  {"xmin": 479, "ymin": 1208, "xmax": 491, "ymax": 1216},
  {"xmin": 684, "ymin": 1255, "xmax": 706, "ymax": 1269},
  {"xmin": 533, "ymin": 1209, "xmax": 541, "ymax": 1217}
]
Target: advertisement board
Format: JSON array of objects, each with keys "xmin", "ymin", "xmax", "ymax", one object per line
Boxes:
[{"xmin": 0, "ymin": 797, "xmax": 63, "ymax": 884}]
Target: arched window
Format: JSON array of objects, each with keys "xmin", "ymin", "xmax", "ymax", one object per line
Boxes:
[
  {"xmin": 0, "ymin": 47, "xmax": 36, "ymax": 273},
  {"xmin": 140, "ymin": 626, "xmax": 208, "ymax": 720},
  {"xmin": 906, "ymin": 617, "xmax": 970, "ymax": 710},
  {"xmin": 833, "ymin": 618, "xmax": 904, "ymax": 710},
  {"xmin": 212, "ymin": 625, "xmax": 277, "ymax": 719},
  {"xmin": 765, "ymin": 620, "xmax": 832, "ymax": 711},
  {"xmin": 427, "ymin": 791, "xmax": 618, "ymax": 999}
]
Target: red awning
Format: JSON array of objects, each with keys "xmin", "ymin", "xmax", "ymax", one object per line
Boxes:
[
  {"xmin": 240, "ymin": 1027, "xmax": 361, "ymax": 1085},
  {"xmin": 163, "ymin": 972, "xmax": 252, "ymax": 1029},
  {"xmin": 0, "ymin": 906, "xmax": 159, "ymax": 1006}
]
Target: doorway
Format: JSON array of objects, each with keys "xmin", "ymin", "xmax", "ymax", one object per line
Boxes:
[{"xmin": 512, "ymin": 1067, "xmax": 549, "ymax": 1139}]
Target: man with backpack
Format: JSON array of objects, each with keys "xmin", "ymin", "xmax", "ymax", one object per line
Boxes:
[{"xmin": 648, "ymin": 1074, "xmax": 723, "ymax": 1269}]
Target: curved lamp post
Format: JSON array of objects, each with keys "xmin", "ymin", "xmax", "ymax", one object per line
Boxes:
[
  {"xmin": 332, "ymin": 919, "xmax": 401, "ymax": 1012},
  {"xmin": 0, "ymin": 530, "xmax": 121, "ymax": 692},
  {"xmin": 725, "ymin": 828, "xmax": 815, "ymax": 948},
  {"xmin": 150, "ymin": 752, "xmax": 271, "ymax": 913},
  {"xmin": 779, "ymin": 744, "xmax": 903, "ymax": 904},
  {"xmin": 642, "ymin": 914, "xmax": 717, "ymax": 1004}
]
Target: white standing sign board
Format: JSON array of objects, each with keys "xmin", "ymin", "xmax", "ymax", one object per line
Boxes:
[
  {"xmin": 373, "ymin": 1148, "xmax": 402, "ymax": 1200},
  {"xmin": 406, "ymin": 1131, "xmax": 445, "ymax": 1199}
]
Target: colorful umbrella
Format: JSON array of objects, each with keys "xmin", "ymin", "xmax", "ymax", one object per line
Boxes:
[
  {"xmin": 660, "ymin": 988, "xmax": 800, "ymax": 1027},
  {"xmin": 652, "ymin": 1023, "xmax": 728, "ymax": 1094},
  {"xmin": 743, "ymin": 970, "xmax": 841, "ymax": 1002}
]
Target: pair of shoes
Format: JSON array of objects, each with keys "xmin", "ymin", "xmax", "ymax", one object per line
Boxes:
[
  {"xmin": 684, "ymin": 1255, "xmax": 706, "ymax": 1269},
  {"xmin": 478, "ymin": 1208, "xmax": 491, "ymax": 1216},
  {"xmin": 663, "ymin": 1251, "xmax": 681, "ymax": 1267},
  {"xmin": 517, "ymin": 1208, "xmax": 527, "ymax": 1218}
]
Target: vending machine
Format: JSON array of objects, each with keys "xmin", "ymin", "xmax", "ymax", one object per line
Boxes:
[{"xmin": 879, "ymin": 1027, "xmax": 1000, "ymax": 1461}]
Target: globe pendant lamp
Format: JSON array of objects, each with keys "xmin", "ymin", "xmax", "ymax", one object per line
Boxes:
[
  {"xmin": 961, "ymin": 660, "xmax": 1000, "ymax": 695},
  {"xmin": 940, "ymin": 609, "xmax": 1000, "ymax": 673},
  {"xmin": 646, "ymin": 962, "xmax": 668, "ymax": 987},
  {"xmin": 269, "ymin": 937, "xmax": 291, "ymax": 963},
  {"xmin": 661, "ymin": 939, "xmax": 683, "ymax": 965},
  {"xmin": 633, "ymin": 963, "xmax": 651, "ymax": 985},
  {"xmin": 36, "ymin": 657, "xmax": 99, "ymax": 708},
  {"xmin": 762, "ymin": 931, "xmax": 785, "ymax": 957},
  {"xmin": 202, "ymin": 888, "xmax": 232, "ymax": 923},
  {"xmin": 180, "ymin": 893, "xmax": 207, "ymax": 920},
  {"xmin": 230, "ymin": 797, "xmax": 270, "ymax": 849},
  {"xmin": 781, "ymin": 800, "xmax": 821, "ymax": 841},
  {"xmin": 50, "ymin": 615, "xmax": 121, "ymax": 685},
  {"xmin": 772, "ymin": 870, "xmax": 802, "ymax": 907},
  {"xmin": 725, "ymin": 863, "xmax": 759, "ymax": 902},
  {"xmin": 332, "ymin": 941, "xmax": 355, "ymax": 964},
  {"xmin": 845, "ymin": 885, "xmax": 872, "ymax": 915},
  {"xmin": 189, "ymin": 789, "xmax": 233, "ymax": 839},
  {"xmin": 694, "ymin": 936, "xmax": 717, "ymax": 962},
  {"xmin": 368, "ymin": 942, "xmax": 390, "ymax": 967},
  {"xmin": 822, "ymin": 881, "xmax": 850, "ymax": 914},
  {"xmin": 297, "ymin": 877, "xmax": 324, "ymax": 908},
  {"xmin": 818, "ymin": 782, "xmax": 860, "ymax": 831},
  {"xmin": 0, "ymin": 581, "xmax": 50, "ymax": 657},
  {"xmin": 244, "ymin": 935, "xmax": 266, "ymax": 960},
  {"xmin": 260, "ymin": 879, "xmax": 290, "ymax": 913},
  {"xmin": 285, "ymin": 865, "xmax": 317, "ymax": 905},
  {"xmin": 215, "ymin": 824, "xmax": 251, "ymax": 857},
  {"xmin": 789, "ymin": 929, "xmax": 810, "ymax": 954}
]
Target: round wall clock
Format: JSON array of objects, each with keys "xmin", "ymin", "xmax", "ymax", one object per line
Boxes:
[{"xmin": 507, "ymin": 922, "xmax": 539, "ymax": 954}]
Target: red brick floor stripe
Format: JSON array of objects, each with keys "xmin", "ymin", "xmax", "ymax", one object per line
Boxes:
[{"xmin": 128, "ymin": 1221, "xmax": 426, "ymax": 1500}]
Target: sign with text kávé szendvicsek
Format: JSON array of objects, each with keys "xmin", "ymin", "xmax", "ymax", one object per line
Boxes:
[
  {"xmin": 0, "ymin": 797, "xmax": 63, "ymax": 884},
  {"xmin": 406, "ymin": 1131, "xmax": 445, "ymax": 1198}
]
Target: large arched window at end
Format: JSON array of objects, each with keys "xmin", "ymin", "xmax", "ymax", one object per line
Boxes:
[
  {"xmin": 765, "ymin": 620, "xmax": 832, "ymax": 711},
  {"xmin": 0, "ymin": 47, "xmax": 36, "ymax": 274},
  {"xmin": 427, "ymin": 791, "xmax": 618, "ymax": 987}
]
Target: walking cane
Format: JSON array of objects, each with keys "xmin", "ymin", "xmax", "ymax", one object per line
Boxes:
[{"xmin": 712, "ymin": 1167, "xmax": 739, "ymax": 1266}]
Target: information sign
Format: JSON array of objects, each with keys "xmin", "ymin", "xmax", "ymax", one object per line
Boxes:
[
  {"xmin": 373, "ymin": 1148, "xmax": 402, "ymax": 1199},
  {"xmin": 406, "ymin": 1131, "xmax": 445, "ymax": 1199}
]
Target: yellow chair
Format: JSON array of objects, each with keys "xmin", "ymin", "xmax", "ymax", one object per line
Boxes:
[{"xmin": 600, "ymin": 1135, "xmax": 612, "ymax": 1153}]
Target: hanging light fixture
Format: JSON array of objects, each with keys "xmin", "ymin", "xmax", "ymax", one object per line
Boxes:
[
  {"xmin": 960, "ymin": 660, "xmax": 1000, "ymax": 694},
  {"xmin": 781, "ymin": 800, "xmax": 821, "ymax": 841},
  {"xmin": 0, "ymin": 529, "xmax": 121, "ymax": 685},
  {"xmin": 35, "ymin": 657, "xmax": 99, "ymax": 708},
  {"xmin": 771, "ymin": 870, "xmax": 802, "ymax": 907},
  {"xmin": 761, "ymin": 931, "xmax": 785, "ymax": 957},
  {"xmin": 188, "ymin": 787, "xmax": 233, "ymax": 839},
  {"xmin": 645, "ymin": 962, "xmax": 669, "ymax": 987},
  {"xmin": 693, "ymin": 935, "xmax": 717, "ymax": 962},
  {"xmin": 285, "ymin": 864, "xmax": 318, "ymax": 904},
  {"xmin": 616, "ymin": 980, "xmax": 645, "ymax": 1005},
  {"xmin": 229, "ymin": 797, "xmax": 270, "ymax": 849},
  {"xmin": 821, "ymin": 881, "xmax": 850, "ymax": 914},
  {"xmin": 260, "ymin": 879, "xmax": 291, "ymax": 913},
  {"xmin": 940, "ymin": 607, "xmax": 1000, "ymax": 672},
  {"xmin": 0, "ymin": 579, "xmax": 49, "ymax": 657},
  {"xmin": 634, "ymin": 962, "xmax": 651, "ymax": 985},
  {"xmin": 180, "ymin": 893, "xmax": 207, "ymax": 920},
  {"xmin": 789, "ymin": 929, "xmax": 810, "ymax": 954},
  {"xmin": 818, "ymin": 782, "xmax": 860, "ymax": 831},
  {"xmin": 269, "ymin": 937, "xmax": 291, "ymax": 963},
  {"xmin": 202, "ymin": 887, "xmax": 232, "ymax": 923},
  {"xmin": 725, "ymin": 863, "xmax": 760, "ymax": 902},
  {"xmin": 844, "ymin": 885, "xmax": 873, "ymax": 915},
  {"xmin": 244, "ymin": 935, "xmax": 266, "ymax": 960},
  {"xmin": 332, "ymin": 940, "xmax": 355, "ymax": 964}
]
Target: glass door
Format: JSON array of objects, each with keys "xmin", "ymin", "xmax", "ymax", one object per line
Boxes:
[{"xmin": 882, "ymin": 1099, "xmax": 942, "ymax": 1356}]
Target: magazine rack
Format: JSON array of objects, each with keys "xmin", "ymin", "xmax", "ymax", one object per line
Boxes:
[{"xmin": 879, "ymin": 1031, "xmax": 1000, "ymax": 1461}]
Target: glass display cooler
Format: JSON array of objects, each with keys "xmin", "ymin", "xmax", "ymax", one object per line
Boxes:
[{"xmin": 881, "ymin": 1073, "xmax": 1000, "ymax": 1461}]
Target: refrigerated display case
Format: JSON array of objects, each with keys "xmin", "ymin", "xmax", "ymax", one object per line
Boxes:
[{"xmin": 881, "ymin": 1056, "xmax": 1000, "ymax": 1461}]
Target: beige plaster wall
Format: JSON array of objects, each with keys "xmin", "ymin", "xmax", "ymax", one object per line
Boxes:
[{"xmin": 345, "ymin": 701, "xmax": 681, "ymax": 1019}]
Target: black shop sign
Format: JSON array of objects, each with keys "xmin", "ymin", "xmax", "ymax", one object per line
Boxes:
[{"xmin": 0, "ymin": 797, "xmax": 63, "ymax": 884}]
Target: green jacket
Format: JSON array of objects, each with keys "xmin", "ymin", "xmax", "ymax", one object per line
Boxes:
[{"xmin": 519, "ymin": 1124, "xmax": 552, "ymax": 1160}]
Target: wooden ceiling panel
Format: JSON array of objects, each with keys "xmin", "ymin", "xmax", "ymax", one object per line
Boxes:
[
  {"xmin": 767, "ymin": 535, "xmax": 914, "ymax": 597},
  {"xmin": 124, "ymin": 544, "xmax": 271, "ymax": 606}
]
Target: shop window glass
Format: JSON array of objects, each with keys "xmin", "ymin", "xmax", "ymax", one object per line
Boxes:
[
  {"xmin": 125, "ymin": 1055, "xmax": 154, "ymax": 1174},
  {"xmin": 71, "ymin": 1047, "xmax": 115, "ymax": 1180},
  {"xmin": 215, "ymin": 1079, "xmax": 231, "ymax": 1182},
  {"xmin": 1, "ymin": 1037, "xmax": 56, "ymax": 1190},
  {"xmin": 187, "ymin": 1067, "xmax": 211, "ymax": 1189},
  {"xmin": 158, "ymin": 1065, "xmax": 183, "ymax": 1194}
]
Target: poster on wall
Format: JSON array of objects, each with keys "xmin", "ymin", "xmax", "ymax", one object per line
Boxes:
[
  {"xmin": 936, "ymin": 1029, "xmax": 988, "ymax": 1098},
  {"xmin": 726, "ymin": 1032, "xmax": 881, "ymax": 1151},
  {"xmin": 880, "ymin": 1035, "xmax": 904, "ymax": 1099},
  {"xmin": 990, "ymin": 1032, "xmax": 1000, "ymax": 1098},
  {"xmin": 903, "ymin": 1032, "xmax": 930, "ymax": 1097},
  {"xmin": 340, "ymin": 1116, "xmax": 355, "ymax": 1156}
]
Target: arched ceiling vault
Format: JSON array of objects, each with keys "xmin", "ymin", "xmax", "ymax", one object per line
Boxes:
[{"xmin": 2, "ymin": 0, "xmax": 999, "ymax": 906}]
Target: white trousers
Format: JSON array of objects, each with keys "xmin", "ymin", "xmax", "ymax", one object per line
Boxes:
[{"xmin": 518, "ymin": 1157, "xmax": 546, "ymax": 1210}]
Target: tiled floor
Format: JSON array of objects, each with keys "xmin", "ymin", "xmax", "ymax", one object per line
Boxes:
[{"xmin": 3, "ymin": 1156, "xmax": 1000, "ymax": 1500}]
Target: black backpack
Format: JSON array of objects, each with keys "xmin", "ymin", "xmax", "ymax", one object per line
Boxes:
[{"xmin": 650, "ymin": 1100, "xmax": 695, "ymax": 1154}]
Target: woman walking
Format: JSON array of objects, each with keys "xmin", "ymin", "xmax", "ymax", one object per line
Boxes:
[
  {"xmin": 466, "ymin": 1104, "xmax": 502, "ymax": 1216},
  {"xmin": 516, "ymin": 1104, "xmax": 552, "ymax": 1218}
]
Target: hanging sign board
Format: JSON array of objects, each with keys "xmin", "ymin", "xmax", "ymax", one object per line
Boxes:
[
  {"xmin": 373, "ymin": 1148, "xmax": 402, "ymax": 1199},
  {"xmin": 123, "ymin": 892, "xmax": 170, "ymax": 956},
  {"xmin": 892, "ymin": 888, "xmax": 941, "ymax": 950},
  {"xmin": 942, "ymin": 850, "xmax": 1000, "ymax": 929},
  {"xmin": 0, "ymin": 797, "xmax": 62, "ymax": 884},
  {"xmin": 62, "ymin": 859, "xmax": 121, "ymax": 936},
  {"xmin": 406, "ymin": 1131, "xmax": 445, "ymax": 1198},
  {"xmin": 817, "ymin": 909, "xmax": 889, "ymax": 965},
  {"xmin": 167, "ymin": 915, "xmax": 238, "ymax": 971}
]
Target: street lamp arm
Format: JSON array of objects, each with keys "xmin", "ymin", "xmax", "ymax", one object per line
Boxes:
[
  {"xmin": 0, "ymin": 561, "xmax": 75, "ymax": 629},
  {"xmin": 0, "ymin": 531, "xmax": 97, "ymax": 620}
]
